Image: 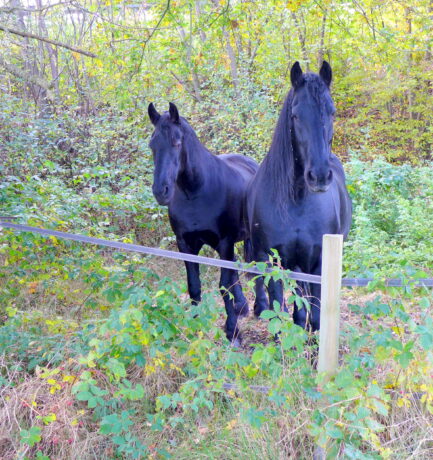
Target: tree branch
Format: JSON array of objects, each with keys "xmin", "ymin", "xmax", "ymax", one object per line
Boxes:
[
  {"xmin": 0, "ymin": 23, "xmax": 97, "ymax": 58},
  {"xmin": 0, "ymin": 55, "xmax": 54, "ymax": 100},
  {"xmin": 0, "ymin": 2, "xmax": 72, "ymax": 14},
  {"xmin": 132, "ymin": 0, "xmax": 171, "ymax": 77}
]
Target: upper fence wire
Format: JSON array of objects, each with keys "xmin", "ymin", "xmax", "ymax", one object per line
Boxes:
[{"xmin": 0, "ymin": 221, "xmax": 432, "ymax": 288}]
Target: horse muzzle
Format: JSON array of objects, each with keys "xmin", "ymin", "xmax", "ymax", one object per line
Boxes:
[
  {"xmin": 152, "ymin": 183, "xmax": 172, "ymax": 206},
  {"xmin": 308, "ymin": 184, "xmax": 330, "ymax": 193},
  {"xmin": 305, "ymin": 168, "xmax": 333, "ymax": 193}
]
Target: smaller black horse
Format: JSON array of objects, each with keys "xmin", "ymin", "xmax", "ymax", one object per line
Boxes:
[{"xmin": 148, "ymin": 102, "xmax": 259, "ymax": 345}]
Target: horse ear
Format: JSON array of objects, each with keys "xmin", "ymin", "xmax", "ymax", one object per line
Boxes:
[
  {"xmin": 319, "ymin": 60, "xmax": 332, "ymax": 87},
  {"xmin": 290, "ymin": 61, "xmax": 304, "ymax": 89},
  {"xmin": 148, "ymin": 103, "xmax": 160, "ymax": 125},
  {"xmin": 169, "ymin": 102, "xmax": 180, "ymax": 124}
]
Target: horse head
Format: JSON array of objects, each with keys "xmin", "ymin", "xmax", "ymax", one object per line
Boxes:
[
  {"xmin": 148, "ymin": 102, "xmax": 184, "ymax": 205},
  {"xmin": 290, "ymin": 61, "xmax": 335, "ymax": 193}
]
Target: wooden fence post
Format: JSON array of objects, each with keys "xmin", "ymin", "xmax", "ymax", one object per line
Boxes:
[
  {"xmin": 318, "ymin": 234, "xmax": 344, "ymax": 376},
  {"xmin": 314, "ymin": 234, "xmax": 344, "ymax": 460}
]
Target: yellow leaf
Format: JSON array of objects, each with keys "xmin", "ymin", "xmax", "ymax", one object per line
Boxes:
[
  {"xmin": 49, "ymin": 235, "xmax": 58, "ymax": 245},
  {"xmin": 391, "ymin": 326, "xmax": 404, "ymax": 335},
  {"xmin": 226, "ymin": 419, "xmax": 237, "ymax": 430}
]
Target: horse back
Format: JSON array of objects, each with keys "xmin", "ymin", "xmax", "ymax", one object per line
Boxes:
[{"xmin": 218, "ymin": 154, "xmax": 259, "ymax": 183}]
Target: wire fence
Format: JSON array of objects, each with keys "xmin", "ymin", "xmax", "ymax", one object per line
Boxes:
[{"xmin": 1, "ymin": 220, "xmax": 432, "ymax": 288}]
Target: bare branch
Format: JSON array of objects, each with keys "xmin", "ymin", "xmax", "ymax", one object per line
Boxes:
[
  {"xmin": 0, "ymin": 23, "xmax": 97, "ymax": 58},
  {"xmin": 0, "ymin": 2, "xmax": 72, "ymax": 14},
  {"xmin": 0, "ymin": 55, "xmax": 54, "ymax": 100},
  {"xmin": 170, "ymin": 71, "xmax": 201, "ymax": 102},
  {"xmin": 132, "ymin": 0, "xmax": 171, "ymax": 77}
]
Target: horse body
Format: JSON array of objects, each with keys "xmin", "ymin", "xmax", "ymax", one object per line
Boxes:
[
  {"xmin": 148, "ymin": 103, "xmax": 258, "ymax": 344},
  {"xmin": 246, "ymin": 62, "xmax": 352, "ymax": 331},
  {"xmin": 169, "ymin": 153, "xmax": 257, "ymax": 246}
]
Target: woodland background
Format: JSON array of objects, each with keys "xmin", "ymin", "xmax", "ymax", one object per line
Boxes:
[
  {"xmin": 1, "ymin": 0, "xmax": 433, "ymax": 167},
  {"xmin": 1, "ymin": 1, "xmax": 433, "ymax": 459}
]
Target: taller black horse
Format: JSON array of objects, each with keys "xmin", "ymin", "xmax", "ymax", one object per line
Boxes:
[
  {"xmin": 246, "ymin": 61, "xmax": 352, "ymax": 331},
  {"xmin": 148, "ymin": 102, "xmax": 258, "ymax": 345}
]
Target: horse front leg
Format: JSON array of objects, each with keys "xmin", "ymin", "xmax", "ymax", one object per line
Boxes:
[
  {"xmin": 218, "ymin": 239, "xmax": 242, "ymax": 346},
  {"xmin": 250, "ymin": 248, "xmax": 270, "ymax": 317},
  {"xmin": 230, "ymin": 262, "xmax": 249, "ymax": 318},
  {"xmin": 293, "ymin": 266, "xmax": 321, "ymax": 332},
  {"xmin": 177, "ymin": 238, "xmax": 203, "ymax": 305},
  {"xmin": 267, "ymin": 277, "xmax": 286, "ymax": 312},
  {"xmin": 253, "ymin": 275, "xmax": 270, "ymax": 317}
]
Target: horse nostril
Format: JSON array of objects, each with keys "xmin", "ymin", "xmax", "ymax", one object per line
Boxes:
[
  {"xmin": 327, "ymin": 170, "xmax": 333, "ymax": 182},
  {"xmin": 164, "ymin": 185, "xmax": 169, "ymax": 196},
  {"xmin": 307, "ymin": 170, "xmax": 316, "ymax": 183}
]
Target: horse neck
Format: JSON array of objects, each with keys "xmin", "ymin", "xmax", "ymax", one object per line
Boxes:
[{"xmin": 177, "ymin": 127, "xmax": 209, "ymax": 191}]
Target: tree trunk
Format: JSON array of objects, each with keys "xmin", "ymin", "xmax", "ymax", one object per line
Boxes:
[
  {"xmin": 291, "ymin": 11, "xmax": 308, "ymax": 70},
  {"xmin": 317, "ymin": 8, "xmax": 327, "ymax": 68},
  {"xmin": 195, "ymin": 1, "xmax": 206, "ymax": 42},
  {"xmin": 223, "ymin": 27, "xmax": 240, "ymax": 96},
  {"xmin": 211, "ymin": 0, "xmax": 240, "ymax": 96},
  {"xmin": 36, "ymin": 0, "xmax": 60, "ymax": 103},
  {"xmin": 177, "ymin": 20, "xmax": 202, "ymax": 103}
]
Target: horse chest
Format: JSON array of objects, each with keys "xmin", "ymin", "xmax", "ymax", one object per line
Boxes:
[{"xmin": 254, "ymin": 196, "xmax": 336, "ymax": 250}]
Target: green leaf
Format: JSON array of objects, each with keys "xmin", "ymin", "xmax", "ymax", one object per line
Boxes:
[
  {"xmin": 106, "ymin": 358, "xmax": 127, "ymax": 378},
  {"xmin": 419, "ymin": 297, "xmax": 431, "ymax": 309},
  {"xmin": 241, "ymin": 407, "xmax": 266, "ymax": 429},
  {"xmin": 395, "ymin": 350, "xmax": 413, "ymax": 368},
  {"xmin": 76, "ymin": 390, "xmax": 93, "ymax": 401},
  {"xmin": 268, "ymin": 318, "xmax": 282, "ymax": 335},
  {"xmin": 260, "ymin": 309, "xmax": 277, "ymax": 320},
  {"xmin": 20, "ymin": 426, "xmax": 42, "ymax": 447},
  {"xmin": 251, "ymin": 349, "xmax": 264, "ymax": 364},
  {"xmin": 326, "ymin": 425, "xmax": 344, "ymax": 439},
  {"xmin": 369, "ymin": 398, "xmax": 388, "ymax": 417}
]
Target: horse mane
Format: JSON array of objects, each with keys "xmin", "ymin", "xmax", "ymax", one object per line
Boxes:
[
  {"xmin": 178, "ymin": 116, "xmax": 210, "ymax": 167},
  {"xmin": 175, "ymin": 115, "xmax": 215, "ymax": 189},
  {"xmin": 261, "ymin": 74, "xmax": 330, "ymax": 210},
  {"xmin": 261, "ymin": 90, "xmax": 295, "ymax": 208}
]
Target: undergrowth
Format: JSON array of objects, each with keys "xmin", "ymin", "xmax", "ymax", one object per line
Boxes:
[{"xmin": 1, "ymin": 228, "xmax": 432, "ymax": 458}]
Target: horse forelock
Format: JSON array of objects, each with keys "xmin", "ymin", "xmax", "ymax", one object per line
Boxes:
[{"xmin": 302, "ymin": 73, "xmax": 332, "ymax": 122}]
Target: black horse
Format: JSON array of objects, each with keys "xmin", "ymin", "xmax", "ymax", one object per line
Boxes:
[
  {"xmin": 246, "ymin": 61, "xmax": 352, "ymax": 331},
  {"xmin": 148, "ymin": 102, "xmax": 259, "ymax": 345}
]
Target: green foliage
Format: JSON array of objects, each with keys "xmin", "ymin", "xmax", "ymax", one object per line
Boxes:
[{"xmin": 345, "ymin": 158, "xmax": 433, "ymax": 276}]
